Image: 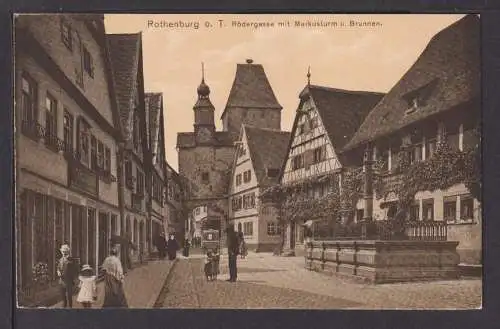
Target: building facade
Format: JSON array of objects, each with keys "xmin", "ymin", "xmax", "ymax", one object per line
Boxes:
[
  {"xmin": 166, "ymin": 164, "xmax": 184, "ymax": 241},
  {"xmin": 279, "ymin": 83, "xmax": 383, "ymax": 253},
  {"xmin": 343, "ymin": 15, "xmax": 481, "ymax": 265},
  {"xmin": 176, "ymin": 71, "xmax": 236, "ymax": 242},
  {"xmin": 221, "ymin": 59, "xmax": 283, "ymax": 135},
  {"xmin": 107, "ymin": 32, "xmax": 150, "ymax": 263},
  {"xmin": 228, "ymin": 125, "xmax": 290, "ymax": 251},
  {"xmin": 145, "ymin": 92, "xmax": 168, "ymax": 249},
  {"xmin": 15, "ymin": 14, "xmax": 123, "ymax": 292},
  {"xmin": 177, "ymin": 59, "xmax": 284, "ymax": 246}
]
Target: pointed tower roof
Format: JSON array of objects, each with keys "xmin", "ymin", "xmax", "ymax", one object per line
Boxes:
[
  {"xmin": 194, "ymin": 63, "xmax": 215, "ymax": 110},
  {"xmin": 221, "ymin": 59, "xmax": 282, "ymax": 119}
]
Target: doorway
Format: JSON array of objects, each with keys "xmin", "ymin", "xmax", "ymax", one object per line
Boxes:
[{"xmin": 98, "ymin": 212, "xmax": 109, "ymax": 266}]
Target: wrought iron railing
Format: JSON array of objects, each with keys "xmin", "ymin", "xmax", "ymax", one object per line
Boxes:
[
  {"xmin": 44, "ymin": 132, "xmax": 65, "ymax": 152},
  {"xmin": 21, "ymin": 120, "xmax": 45, "ymax": 141}
]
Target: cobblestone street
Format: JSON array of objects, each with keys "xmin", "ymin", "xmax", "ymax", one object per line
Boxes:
[{"xmin": 160, "ymin": 252, "xmax": 482, "ymax": 309}]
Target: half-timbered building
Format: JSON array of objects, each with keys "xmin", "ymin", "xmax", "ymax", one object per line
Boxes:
[
  {"xmin": 15, "ymin": 14, "xmax": 122, "ymax": 299},
  {"xmin": 280, "ymin": 83, "xmax": 384, "ymax": 253},
  {"xmin": 342, "ymin": 14, "xmax": 481, "ymax": 265},
  {"xmin": 228, "ymin": 125, "xmax": 291, "ymax": 251},
  {"xmin": 166, "ymin": 164, "xmax": 184, "ymax": 241},
  {"xmin": 145, "ymin": 92, "xmax": 168, "ymax": 250},
  {"xmin": 107, "ymin": 32, "xmax": 150, "ymax": 263}
]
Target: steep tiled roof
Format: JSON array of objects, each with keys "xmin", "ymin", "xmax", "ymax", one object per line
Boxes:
[
  {"xmin": 107, "ymin": 33, "xmax": 141, "ymax": 141},
  {"xmin": 244, "ymin": 125, "xmax": 291, "ymax": 187},
  {"xmin": 221, "ymin": 62, "xmax": 282, "ymax": 119},
  {"xmin": 176, "ymin": 131, "xmax": 236, "ymax": 148},
  {"xmin": 344, "ymin": 14, "xmax": 480, "ymax": 151},
  {"xmin": 304, "ymin": 85, "xmax": 384, "ymax": 150},
  {"xmin": 145, "ymin": 92, "xmax": 162, "ymax": 152}
]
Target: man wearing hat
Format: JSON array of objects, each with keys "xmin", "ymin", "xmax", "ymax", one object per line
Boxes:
[
  {"xmin": 57, "ymin": 244, "xmax": 78, "ymax": 308},
  {"xmin": 225, "ymin": 225, "xmax": 240, "ymax": 282}
]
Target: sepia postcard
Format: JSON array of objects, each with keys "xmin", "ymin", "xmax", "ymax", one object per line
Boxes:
[{"xmin": 13, "ymin": 13, "xmax": 482, "ymax": 310}]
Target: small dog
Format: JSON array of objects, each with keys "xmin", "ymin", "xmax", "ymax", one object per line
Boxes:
[{"xmin": 204, "ymin": 249, "xmax": 220, "ymax": 281}]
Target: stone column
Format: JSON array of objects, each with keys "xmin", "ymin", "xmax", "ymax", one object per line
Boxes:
[{"xmin": 362, "ymin": 145, "xmax": 374, "ymax": 239}]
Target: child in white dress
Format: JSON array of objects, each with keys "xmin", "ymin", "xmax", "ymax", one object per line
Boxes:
[{"xmin": 76, "ymin": 264, "xmax": 97, "ymax": 308}]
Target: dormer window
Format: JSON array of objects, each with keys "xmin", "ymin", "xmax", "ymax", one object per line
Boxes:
[
  {"xmin": 405, "ymin": 97, "xmax": 420, "ymax": 114},
  {"xmin": 60, "ymin": 17, "xmax": 72, "ymax": 51},
  {"xmin": 403, "ymin": 78, "xmax": 439, "ymax": 115}
]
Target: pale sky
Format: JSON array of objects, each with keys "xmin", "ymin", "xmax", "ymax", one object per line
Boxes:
[{"xmin": 104, "ymin": 14, "xmax": 465, "ymax": 171}]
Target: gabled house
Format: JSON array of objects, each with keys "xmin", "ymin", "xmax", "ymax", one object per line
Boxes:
[
  {"xmin": 166, "ymin": 164, "xmax": 184, "ymax": 241},
  {"xmin": 145, "ymin": 92, "xmax": 168, "ymax": 250},
  {"xmin": 107, "ymin": 32, "xmax": 150, "ymax": 263},
  {"xmin": 279, "ymin": 83, "xmax": 384, "ymax": 253},
  {"xmin": 15, "ymin": 14, "xmax": 123, "ymax": 297},
  {"xmin": 342, "ymin": 14, "xmax": 481, "ymax": 265},
  {"xmin": 228, "ymin": 125, "xmax": 291, "ymax": 252}
]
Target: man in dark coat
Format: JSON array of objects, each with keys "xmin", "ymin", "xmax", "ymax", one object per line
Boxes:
[
  {"xmin": 154, "ymin": 233, "xmax": 167, "ymax": 260},
  {"xmin": 166, "ymin": 234, "xmax": 179, "ymax": 260},
  {"xmin": 226, "ymin": 226, "xmax": 240, "ymax": 282}
]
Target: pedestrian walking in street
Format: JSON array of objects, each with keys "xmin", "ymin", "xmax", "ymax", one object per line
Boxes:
[
  {"xmin": 166, "ymin": 234, "xmax": 179, "ymax": 261},
  {"xmin": 154, "ymin": 233, "xmax": 167, "ymax": 260},
  {"xmin": 76, "ymin": 264, "xmax": 97, "ymax": 308},
  {"xmin": 101, "ymin": 247, "xmax": 128, "ymax": 308},
  {"xmin": 226, "ymin": 226, "xmax": 239, "ymax": 282},
  {"xmin": 56, "ymin": 244, "xmax": 78, "ymax": 308},
  {"xmin": 183, "ymin": 238, "xmax": 191, "ymax": 258},
  {"xmin": 238, "ymin": 231, "xmax": 248, "ymax": 259}
]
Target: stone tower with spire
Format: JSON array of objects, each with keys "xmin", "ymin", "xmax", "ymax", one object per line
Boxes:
[
  {"xmin": 193, "ymin": 63, "xmax": 216, "ymax": 144},
  {"xmin": 176, "ymin": 65, "xmax": 235, "ymax": 241}
]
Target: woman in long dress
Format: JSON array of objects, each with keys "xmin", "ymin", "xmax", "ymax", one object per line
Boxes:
[{"xmin": 101, "ymin": 246, "xmax": 128, "ymax": 308}]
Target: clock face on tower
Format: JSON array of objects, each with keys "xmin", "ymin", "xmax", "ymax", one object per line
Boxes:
[{"xmin": 197, "ymin": 126, "xmax": 212, "ymax": 143}]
